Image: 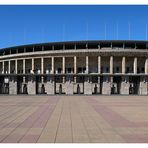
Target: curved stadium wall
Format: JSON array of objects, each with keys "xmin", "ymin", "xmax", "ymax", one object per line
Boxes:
[{"xmin": 0, "ymin": 40, "xmax": 148, "ymax": 95}]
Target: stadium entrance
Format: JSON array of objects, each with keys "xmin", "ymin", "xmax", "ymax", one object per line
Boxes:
[
  {"xmin": 0, "ymin": 76, "xmax": 9, "ymax": 94},
  {"xmin": 111, "ymin": 76, "xmax": 122, "ymax": 94},
  {"xmin": 129, "ymin": 76, "xmax": 140, "ymax": 95}
]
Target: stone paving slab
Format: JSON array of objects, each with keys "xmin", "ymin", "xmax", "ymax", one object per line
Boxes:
[{"xmin": 0, "ymin": 95, "xmax": 148, "ymax": 143}]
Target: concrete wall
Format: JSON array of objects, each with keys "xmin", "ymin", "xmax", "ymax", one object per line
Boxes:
[
  {"xmin": 84, "ymin": 76, "xmax": 92, "ymax": 94},
  {"xmin": 120, "ymin": 76, "xmax": 129, "ymax": 95},
  {"xmin": 73, "ymin": 83, "xmax": 84, "ymax": 94},
  {"xmin": 65, "ymin": 76, "xmax": 73, "ymax": 94},
  {"xmin": 140, "ymin": 77, "xmax": 148, "ymax": 95},
  {"xmin": 27, "ymin": 76, "xmax": 36, "ymax": 95},
  {"xmin": 9, "ymin": 76, "xmax": 17, "ymax": 95},
  {"xmin": 102, "ymin": 76, "xmax": 111, "ymax": 94},
  {"xmin": 46, "ymin": 76, "xmax": 55, "ymax": 95},
  {"xmin": 55, "ymin": 83, "xmax": 65, "ymax": 94}
]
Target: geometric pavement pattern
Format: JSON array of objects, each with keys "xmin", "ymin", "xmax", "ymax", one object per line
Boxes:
[{"xmin": 0, "ymin": 95, "xmax": 148, "ymax": 143}]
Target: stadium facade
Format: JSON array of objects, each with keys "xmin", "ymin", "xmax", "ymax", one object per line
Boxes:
[{"xmin": 0, "ymin": 40, "xmax": 148, "ymax": 95}]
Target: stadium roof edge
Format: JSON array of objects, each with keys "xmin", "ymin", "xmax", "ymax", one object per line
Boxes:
[{"xmin": 1, "ymin": 40, "xmax": 148, "ymax": 51}]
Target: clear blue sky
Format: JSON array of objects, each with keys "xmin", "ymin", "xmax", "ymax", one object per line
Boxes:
[{"xmin": 0, "ymin": 5, "xmax": 148, "ymax": 48}]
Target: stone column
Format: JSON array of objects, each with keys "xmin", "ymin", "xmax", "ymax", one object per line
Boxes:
[
  {"xmin": 23, "ymin": 59, "xmax": 25, "ymax": 74},
  {"xmin": 102, "ymin": 76, "xmax": 111, "ymax": 94},
  {"xmin": 121, "ymin": 76, "xmax": 129, "ymax": 95},
  {"xmin": 74, "ymin": 56, "xmax": 77, "ymax": 83},
  {"xmin": 98, "ymin": 56, "xmax": 101, "ymax": 74},
  {"xmin": 41, "ymin": 76, "xmax": 44, "ymax": 83},
  {"xmin": 84, "ymin": 76, "xmax": 92, "ymax": 95},
  {"xmin": 139, "ymin": 76, "xmax": 147, "ymax": 95},
  {"xmin": 41, "ymin": 57, "xmax": 44, "ymax": 74},
  {"xmin": 28, "ymin": 75, "xmax": 36, "ymax": 95},
  {"xmin": 62, "ymin": 56, "xmax": 65, "ymax": 74},
  {"xmin": 8, "ymin": 60, "xmax": 10, "ymax": 74},
  {"xmin": 62, "ymin": 57, "xmax": 66, "ymax": 87},
  {"xmin": 134, "ymin": 57, "xmax": 137, "ymax": 74},
  {"xmin": 86, "ymin": 56, "xmax": 89, "ymax": 73},
  {"xmin": 65, "ymin": 76, "xmax": 73, "ymax": 95},
  {"xmin": 23, "ymin": 76, "xmax": 26, "ymax": 83},
  {"xmin": 145, "ymin": 58, "xmax": 148, "ymax": 74},
  {"xmin": 110, "ymin": 56, "xmax": 113, "ymax": 74},
  {"xmin": 46, "ymin": 76, "xmax": 55, "ymax": 94},
  {"xmin": 9, "ymin": 76, "xmax": 17, "ymax": 95},
  {"xmin": 15, "ymin": 60, "xmax": 17, "ymax": 74},
  {"xmin": 2, "ymin": 61, "xmax": 4, "ymax": 74},
  {"xmin": 74, "ymin": 56, "xmax": 77, "ymax": 74},
  {"xmin": 32, "ymin": 58, "xmax": 34, "ymax": 73},
  {"xmin": 122, "ymin": 57, "xmax": 126, "ymax": 74},
  {"xmin": 84, "ymin": 56, "xmax": 91, "ymax": 94},
  {"xmin": 51, "ymin": 57, "xmax": 54, "ymax": 74}
]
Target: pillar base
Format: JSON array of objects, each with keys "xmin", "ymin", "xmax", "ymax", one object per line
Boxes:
[
  {"xmin": 140, "ymin": 77, "xmax": 148, "ymax": 95},
  {"xmin": 46, "ymin": 76, "xmax": 55, "ymax": 95},
  {"xmin": 121, "ymin": 76, "xmax": 129, "ymax": 95},
  {"xmin": 9, "ymin": 76, "xmax": 17, "ymax": 95},
  {"xmin": 28, "ymin": 76, "xmax": 36, "ymax": 95},
  {"xmin": 102, "ymin": 76, "xmax": 111, "ymax": 95},
  {"xmin": 84, "ymin": 76, "xmax": 92, "ymax": 95},
  {"xmin": 65, "ymin": 76, "xmax": 73, "ymax": 95}
]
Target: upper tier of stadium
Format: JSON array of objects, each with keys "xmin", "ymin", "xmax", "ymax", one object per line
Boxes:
[{"xmin": 0, "ymin": 40, "xmax": 148, "ymax": 56}]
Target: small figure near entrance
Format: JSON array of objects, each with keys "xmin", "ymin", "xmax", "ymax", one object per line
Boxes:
[
  {"xmin": 111, "ymin": 84, "xmax": 115, "ymax": 94},
  {"xmin": 77, "ymin": 84, "xmax": 80, "ymax": 94},
  {"xmin": 94, "ymin": 84, "xmax": 98, "ymax": 94},
  {"xmin": 59, "ymin": 84, "xmax": 62, "ymax": 94},
  {"xmin": 23, "ymin": 84, "xmax": 28, "ymax": 94},
  {"xmin": 41, "ymin": 84, "xmax": 45, "ymax": 94}
]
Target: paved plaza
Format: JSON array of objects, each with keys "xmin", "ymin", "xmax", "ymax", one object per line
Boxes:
[{"xmin": 0, "ymin": 95, "xmax": 148, "ymax": 143}]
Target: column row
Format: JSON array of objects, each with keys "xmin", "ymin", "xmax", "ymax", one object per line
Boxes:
[{"xmin": 0, "ymin": 56, "xmax": 148, "ymax": 74}]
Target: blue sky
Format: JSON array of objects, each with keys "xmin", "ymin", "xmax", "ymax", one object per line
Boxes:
[{"xmin": 0, "ymin": 5, "xmax": 148, "ymax": 48}]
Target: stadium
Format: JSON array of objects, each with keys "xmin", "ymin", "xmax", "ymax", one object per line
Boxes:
[{"xmin": 0, "ymin": 40, "xmax": 147, "ymax": 95}]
